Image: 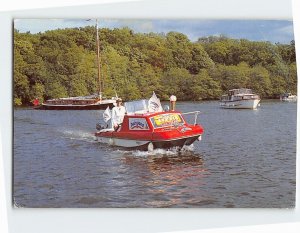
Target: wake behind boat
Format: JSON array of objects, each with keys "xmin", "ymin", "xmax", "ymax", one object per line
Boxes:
[
  {"xmin": 95, "ymin": 93, "xmax": 204, "ymax": 151},
  {"xmin": 220, "ymin": 88, "xmax": 260, "ymax": 109}
]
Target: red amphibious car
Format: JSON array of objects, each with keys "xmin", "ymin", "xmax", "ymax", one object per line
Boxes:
[{"xmin": 95, "ymin": 109, "xmax": 204, "ymax": 151}]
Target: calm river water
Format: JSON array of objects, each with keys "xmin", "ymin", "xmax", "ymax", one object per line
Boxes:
[{"xmin": 13, "ymin": 101, "xmax": 296, "ymax": 208}]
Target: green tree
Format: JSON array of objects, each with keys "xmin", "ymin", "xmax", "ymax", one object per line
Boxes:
[
  {"xmin": 247, "ymin": 66, "xmax": 272, "ymax": 97},
  {"xmin": 166, "ymin": 32, "xmax": 192, "ymax": 69},
  {"xmin": 210, "ymin": 63, "xmax": 250, "ymax": 92},
  {"xmin": 13, "ymin": 27, "xmax": 297, "ymax": 105},
  {"xmin": 189, "ymin": 69, "xmax": 222, "ymax": 100},
  {"xmin": 46, "ymin": 81, "xmax": 68, "ymax": 99},
  {"xmin": 30, "ymin": 83, "xmax": 45, "ymax": 103},
  {"xmin": 162, "ymin": 67, "xmax": 192, "ymax": 100},
  {"xmin": 101, "ymin": 46, "xmax": 130, "ymax": 98},
  {"xmin": 188, "ymin": 44, "xmax": 215, "ymax": 74}
]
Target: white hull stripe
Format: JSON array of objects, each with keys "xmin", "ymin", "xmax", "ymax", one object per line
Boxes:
[
  {"xmin": 95, "ymin": 135, "xmax": 201, "ymax": 148},
  {"xmin": 96, "ymin": 137, "xmax": 149, "ymax": 147},
  {"xmin": 220, "ymin": 99, "xmax": 260, "ymax": 109}
]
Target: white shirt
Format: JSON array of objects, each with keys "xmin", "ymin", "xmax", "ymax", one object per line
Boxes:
[{"xmin": 111, "ymin": 105, "xmax": 126, "ymax": 127}]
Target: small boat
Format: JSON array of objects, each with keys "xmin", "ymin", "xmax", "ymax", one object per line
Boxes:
[
  {"xmin": 95, "ymin": 95, "xmax": 204, "ymax": 151},
  {"xmin": 220, "ymin": 88, "xmax": 260, "ymax": 109},
  {"xmin": 280, "ymin": 93, "xmax": 297, "ymax": 102},
  {"xmin": 34, "ymin": 95, "xmax": 117, "ymax": 110}
]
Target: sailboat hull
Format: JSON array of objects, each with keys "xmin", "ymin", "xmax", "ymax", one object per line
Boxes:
[{"xmin": 34, "ymin": 102, "xmax": 114, "ymax": 110}]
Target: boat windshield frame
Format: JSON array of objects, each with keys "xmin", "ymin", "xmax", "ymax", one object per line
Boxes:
[{"xmin": 125, "ymin": 99, "xmax": 149, "ymax": 115}]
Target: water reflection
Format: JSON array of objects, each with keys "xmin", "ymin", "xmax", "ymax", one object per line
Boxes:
[{"xmin": 120, "ymin": 149, "xmax": 211, "ymax": 207}]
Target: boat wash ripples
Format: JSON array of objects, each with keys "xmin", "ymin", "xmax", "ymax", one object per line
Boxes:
[{"xmin": 13, "ymin": 100, "xmax": 296, "ymax": 207}]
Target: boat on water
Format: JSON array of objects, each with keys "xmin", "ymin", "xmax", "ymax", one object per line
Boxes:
[
  {"xmin": 34, "ymin": 19, "xmax": 117, "ymax": 110},
  {"xmin": 95, "ymin": 94, "xmax": 204, "ymax": 151},
  {"xmin": 280, "ymin": 93, "xmax": 297, "ymax": 102},
  {"xmin": 220, "ymin": 88, "xmax": 260, "ymax": 109},
  {"xmin": 34, "ymin": 94, "xmax": 117, "ymax": 110}
]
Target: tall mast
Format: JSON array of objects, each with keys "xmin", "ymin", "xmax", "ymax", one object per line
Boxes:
[{"xmin": 96, "ymin": 19, "xmax": 102, "ymax": 99}]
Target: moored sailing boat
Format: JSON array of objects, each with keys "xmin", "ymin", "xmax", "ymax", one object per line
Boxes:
[
  {"xmin": 35, "ymin": 94, "xmax": 117, "ymax": 110},
  {"xmin": 35, "ymin": 19, "xmax": 117, "ymax": 110}
]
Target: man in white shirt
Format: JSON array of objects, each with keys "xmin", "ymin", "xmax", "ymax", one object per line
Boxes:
[{"xmin": 111, "ymin": 98, "xmax": 126, "ymax": 131}]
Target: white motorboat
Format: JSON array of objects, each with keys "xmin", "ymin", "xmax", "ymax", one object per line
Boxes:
[
  {"xmin": 280, "ymin": 93, "xmax": 297, "ymax": 102},
  {"xmin": 220, "ymin": 88, "xmax": 260, "ymax": 109}
]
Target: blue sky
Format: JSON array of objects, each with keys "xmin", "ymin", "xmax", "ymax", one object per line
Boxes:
[{"xmin": 14, "ymin": 19, "xmax": 294, "ymax": 44}]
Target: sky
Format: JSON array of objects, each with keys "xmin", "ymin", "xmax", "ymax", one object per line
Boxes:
[{"xmin": 14, "ymin": 19, "xmax": 295, "ymax": 44}]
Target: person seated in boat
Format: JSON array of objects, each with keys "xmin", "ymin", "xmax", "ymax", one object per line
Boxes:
[{"xmin": 112, "ymin": 98, "xmax": 126, "ymax": 131}]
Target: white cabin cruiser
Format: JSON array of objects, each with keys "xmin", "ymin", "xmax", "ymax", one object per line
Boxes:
[
  {"xmin": 280, "ymin": 93, "xmax": 297, "ymax": 102},
  {"xmin": 220, "ymin": 88, "xmax": 260, "ymax": 109}
]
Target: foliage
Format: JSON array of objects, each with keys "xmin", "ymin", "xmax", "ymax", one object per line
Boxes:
[{"xmin": 13, "ymin": 28, "xmax": 297, "ymax": 106}]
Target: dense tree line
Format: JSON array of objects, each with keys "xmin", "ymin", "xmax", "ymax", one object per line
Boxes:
[{"xmin": 14, "ymin": 27, "xmax": 297, "ymax": 105}]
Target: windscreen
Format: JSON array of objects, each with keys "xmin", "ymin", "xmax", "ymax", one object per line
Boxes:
[{"xmin": 125, "ymin": 99, "xmax": 148, "ymax": 114}]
